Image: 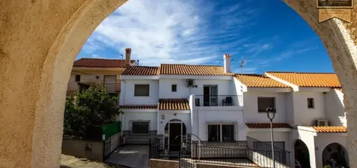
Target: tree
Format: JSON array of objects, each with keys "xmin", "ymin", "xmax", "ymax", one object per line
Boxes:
[{"xmin": 64, "ymin": 86, "xmax": 120, "ymax": 139}]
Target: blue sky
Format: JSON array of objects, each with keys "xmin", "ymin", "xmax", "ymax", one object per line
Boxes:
[{"xmin": 77, "ymin": 0, "xmax": 334, "ymax": 74}]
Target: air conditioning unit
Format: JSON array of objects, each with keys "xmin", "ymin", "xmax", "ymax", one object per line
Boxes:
[
  {"xmin": 316, "ymin": 120, "xmax": 329, "ymax": 126},
  {"xmin": 186, "ymin": 79, "xmax": 195, "ymax": 87}
]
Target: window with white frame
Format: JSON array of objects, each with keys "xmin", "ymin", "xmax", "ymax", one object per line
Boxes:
[{"xmin": 208, "ymin": 123, "xmax": 234, "ymax": 142}]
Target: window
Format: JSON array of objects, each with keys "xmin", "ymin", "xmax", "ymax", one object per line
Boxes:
[
  {"xmin": 208, "ymin": 125, "xmax": 220, "ymax": 142},
  {"xmin": 134, "ymin": 84, "xmax": 149, "ymax": 96},
  {"xmin": 258, "ymin": 97, "xmax": 276, "ymax": 112},
  {"xmin": 307, "ymin": 98, "xmax": 315, "ymax": 109},
  {"xmin": 171, "ymin": 84, "xmax": 177, "ymax": 92},
  {"xmin": 222, "ymin": 125, "xmax": 234, "ymax": 142},
  {"xmin": 208, "ymin": 124, "xmax": 234, "ymax": 142},
  {"xmin": 75, "ymin": 75, "xmax": 80, "ymax": 82},
  {"xmin": 132, "ymin": 122, "xmax": 149, "ymax": 134}
]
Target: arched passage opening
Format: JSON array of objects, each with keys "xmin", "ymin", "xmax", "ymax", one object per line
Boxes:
[
  {"xmin": 322, "ymin": 143, "xmax": 349, "ymax": 168},
  {"xmin": 164, "ymin": 119, "xmax": 187, "ymax": 152},
  {"xmin": 1, "ymin": 1, "xmax": 357, "ymax": 168},
  {"xmin": 294, "ymin": 140, "xmax": 311, "ymax": 168}
]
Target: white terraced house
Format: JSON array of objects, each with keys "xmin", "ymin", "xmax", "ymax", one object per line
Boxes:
[{"xmin": 118, "ymin": 54, "xmax": 348, "ymax": 168}]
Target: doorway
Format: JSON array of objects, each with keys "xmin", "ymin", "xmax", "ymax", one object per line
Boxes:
[
  {"xmin": 203, "ymin": 85, "xmax": 218, "ymax": 106},
  {"xmin": 294, "ymin": 140, "xmax": 311, "ymax": 168},
  {"xmin": 164, "ymin": 119, "xmax": 186, "ymax": 151},
  {"xmin": 322, "ymin": 143, "xmax": 349, "ymax": 168}
]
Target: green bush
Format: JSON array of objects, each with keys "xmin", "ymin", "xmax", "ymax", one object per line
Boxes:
[{"xmin": 64, "ymin": 86, "xmax": 121, "ymax": 139}]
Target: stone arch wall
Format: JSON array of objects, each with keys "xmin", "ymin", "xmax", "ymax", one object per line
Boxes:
[
  {"xmin": 0, "ymin": 0, "xmax": 356, "ymax": 168},
  {"xmin": 283, "ymin": 1, "xmax": 357, "ymax": 167},
  {"xmin": 0, "ymin": 0, "xmax": 127, "ymax": 168}
]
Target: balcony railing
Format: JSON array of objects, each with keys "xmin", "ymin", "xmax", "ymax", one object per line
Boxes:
[{"xmin": 194, "ymin": 95, "xmax": 241, "ymax": 107}]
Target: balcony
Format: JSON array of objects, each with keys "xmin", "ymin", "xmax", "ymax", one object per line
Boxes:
[{"xmin": 193, "ymin": 95, "xmax": 242, "ymax": 107}]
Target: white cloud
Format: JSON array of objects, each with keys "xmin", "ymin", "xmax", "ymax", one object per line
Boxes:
[{"xmin": 84, "ymin": 0, "xmax": 216, "ymax": 65}]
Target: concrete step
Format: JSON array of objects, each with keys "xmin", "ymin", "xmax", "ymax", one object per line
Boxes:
[{"xmin": 124, "ymin": 135, "xmax": 151, "ymax": 145}]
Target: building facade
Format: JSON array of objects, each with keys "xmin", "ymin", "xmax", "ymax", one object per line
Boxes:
[
  {"xmin": 118, "ymin": 55, "xmax": 348, "ymax": 168},
  {"xmin": 67, "ymin": 48, "xmax": 136, "ymax": 96}
]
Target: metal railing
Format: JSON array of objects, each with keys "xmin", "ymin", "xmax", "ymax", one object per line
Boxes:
[
  {"xmin": 194, "ymin": 95, "xmax": 241, "ymax": 107},
  {"xmin": 247, "ymin": 136, "xmax": 291, "ymax": 167},
  {"xmin": 149, "ymin": 136, "xmax": 291, "ymax": 168}
]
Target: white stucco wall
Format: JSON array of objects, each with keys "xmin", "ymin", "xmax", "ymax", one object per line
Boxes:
[
  {"xmin": 324, "ymin": 89, "xmax": 346, "ymax": 126},
  {"xmin": 194, "ymin": 108, "xmax": 246, "ymax": 141},
  {"xmin": 158, "ymin": 78, "xmax": 236, "ymax": 99},
  {"xmin": 158, "ymin": 79, "xmax": 190, "ymax": 99},
  {"xmin": 293, "ymin": 127, "xmax": 318, "ymax": 168},
  {"xmin": 157, "ymin": 111, "xmax": 191, "ymax": 135},
  {"xmin": 315, "ymin": 133, "xmax": 348, "ymax": 168},
  {"xmin": 292, "ymin": 91, "xmax": 326, "ymax": 126},
  {"xmin": 243, "ymin": 90, "xmax": 288, "ymax": 123},
  {"xmin": 120, "ymin": 79, "xmax": 159, "ymax": 105}
]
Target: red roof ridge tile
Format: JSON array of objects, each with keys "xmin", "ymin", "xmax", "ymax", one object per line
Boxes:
[
  {"xmin": 266, "ymin": 71, "xmax": 336, "ymax": 74},
  {"xmin": 73, "ymin": 58, "xmax": 135, "ymax": 68},
  {"xmin": 160, "ymin": 63, "xmax": 223, "ymax": 67},
  {"xmin": 246, "ymin": 123, "xmax": 292, "ymax": 129}
]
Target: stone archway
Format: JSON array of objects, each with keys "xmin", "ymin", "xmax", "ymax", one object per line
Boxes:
[
  {"xmin": 294, "ymin": 140, "xmax": 311, "ymax": 168},
  {"xmin": 0, "ymin": 0, "xmax": 357, "ymax": 168},
  {"xmin": 322, "ymin": 143, "xmax": 349, "ymax": 168}
]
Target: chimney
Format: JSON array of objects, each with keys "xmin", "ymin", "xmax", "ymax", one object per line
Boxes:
[
  {"xmin": 223, "ymin": 54, "xmax": 231, "ymax": 73},
  {"xmin": 125, "ymin": 48, "xmax": 131, "ymax": 65}
]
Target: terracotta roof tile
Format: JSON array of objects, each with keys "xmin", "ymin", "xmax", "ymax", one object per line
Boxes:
[
  {"xmin": 122, "ymin": 66, "xmax": 159, "ymax": 76},
  {"xmin": 235, "ymin": 74, "xmax": 289, "ymax": 88},
  {"xmin": 73, "ymin": 58, "xmax": 135, "ymax": 68},
  {"xmin": 160, "ymin": 64, "xmax": 232, "ymax": 76},
  {"xmin": 159, "ymin": 99, "xmax": 190, "ymax": 110},
  {"xmin": 119, "ymin": 105, "xmax": 157, "ymax": 109},
  {"xmin": 313, "ymin": 126, "xmax": 347, "ymax": 133},
  {"xmin": 266, "ymin": 72, "xmax": 341, "ymax": 88},
  {"xmin": 246, "ymin": 123, "xmax": 292, "ymax": 129}
]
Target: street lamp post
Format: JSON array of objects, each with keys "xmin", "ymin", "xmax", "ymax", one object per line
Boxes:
[{"xmin": 266, "ymin": 106, "xmax": 276, "ymax": 168}]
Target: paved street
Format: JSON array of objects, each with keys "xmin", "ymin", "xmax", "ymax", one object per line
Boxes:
[{"xmin": 105, "ymin": 145, "xmax": 149, "ymax": 168}]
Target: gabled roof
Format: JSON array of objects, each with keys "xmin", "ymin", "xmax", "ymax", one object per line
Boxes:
[
  {"xmin": 122, "ymin": 66, "xmax": 159, "ymax": 76},
  {"xmin": 235, "ymin": 74, "xmax": 289, "ymax": 88},
  {"xmin": 266, "ymin": 72, "xmax": 341, "ymax": 88},
  {"xmin": 313, "ymin": 126, "xmax": 347, "ymax": 133},
  {"xmin": 160, "ymin": 64, "xmax": 232, "ymax": 76},
  {"xmin": 159, "ymin": 99, "xmax": 190, "ymax": 110},
  {"xmin": 246, "ymin": 123, "xmax": 292, "ymax": 129},
  {"xmin": 73, "ymin": 58, "xmax": 135, "ymax": 68}
]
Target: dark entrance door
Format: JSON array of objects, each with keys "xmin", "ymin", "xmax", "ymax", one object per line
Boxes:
[
  {"xmin": 294, "ymin": 140, "xmax": 310, "ymax": 168},
  {"xmin": 169, "ymin": 123, "xmax": 182, "ymax": 151},
  {"xmin": 164, "ymin": 120, "xmax": 187, "ymax": 152}
]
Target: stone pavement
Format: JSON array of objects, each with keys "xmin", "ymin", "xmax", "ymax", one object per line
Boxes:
[
  {"xmin": 105, "ymin": 145, "xmax": 149, "ymax": 168},
  {"xmin": 60, "ymin": 154, "xmax": 114, "ymax": 168}
]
